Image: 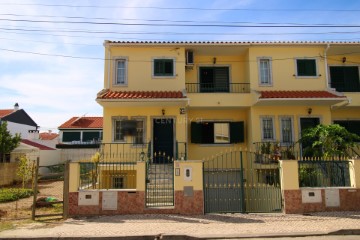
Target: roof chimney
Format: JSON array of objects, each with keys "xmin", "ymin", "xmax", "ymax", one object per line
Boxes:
[{"xmin": 14, "ymin": 103, "xmax": 19, "ymax": 111}]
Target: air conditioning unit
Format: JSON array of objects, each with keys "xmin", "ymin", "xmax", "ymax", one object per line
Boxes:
[{"xmin": 186, "ymin": 51, "xmax": 194, "ymax": 65}]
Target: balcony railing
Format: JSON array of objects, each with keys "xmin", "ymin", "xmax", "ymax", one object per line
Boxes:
[{"xmin": 186, "ymin": 83, "xmax": 250, "ymax": 93}]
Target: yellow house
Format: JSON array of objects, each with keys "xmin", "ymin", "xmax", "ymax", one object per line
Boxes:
[
  {"xmin": 96, "ymin": 41, "xmax": 360, "ymax": 161},
  {"xmin": 67, "ymin": 41, "xmax": 360, "ymax": 216}
]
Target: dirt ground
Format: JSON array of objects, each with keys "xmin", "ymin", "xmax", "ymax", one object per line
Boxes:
[{"xmin": 0, "ymin": 180, "xmax": 64, "ymax": 221}]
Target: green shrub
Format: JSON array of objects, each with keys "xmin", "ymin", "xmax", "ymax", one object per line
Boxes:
[{"xmin": 0, "ymin": 188, "xmax": 34, "ymax": 202}]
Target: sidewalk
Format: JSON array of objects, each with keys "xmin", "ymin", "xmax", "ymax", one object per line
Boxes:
[{"xmin": 1, "ymin": 211, "xmax": 360, "ymax": 239}]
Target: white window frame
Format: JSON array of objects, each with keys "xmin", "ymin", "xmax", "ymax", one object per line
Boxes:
[
  {"xmin": 294, "ymin": 58, "xmax": 319, "ymax": 78},
  {"xmin": 112, "ymin": 116, "xmax": 128, "ymax": 142},
  {"xmin": 260, "ymin": 116, "xmax": 275, "ymax": 141},
  {"xmin": 114, "ymin": 57, "xmax": 128, "ymax": 86},
  {"xmin": 214, "ymin": 122, "xmax": 230, "ymax": 144},
  {"xmin": 279, "ymin": 116, "xmax": 294, "ymax": 144},
  {"xmin": 152, "ymin": 57, "xmax": 176, "ymax": 78},
  {"xmin": 131, "ymin": 116, "xmax": 146, "ymax": 146},
  {"xmin": 257, "ymin": 57, "xmax": 273, "ymax": 86}
]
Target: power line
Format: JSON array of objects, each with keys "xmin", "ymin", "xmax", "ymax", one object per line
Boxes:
[
  {"xmin": 3, "ymin": 26, "xmax": 360, "ymax": 36},
  {"xmin": 1, "ymin": 3, "xmax": 360, "ymax": 12},
  {"xmin": 1, "ymin": 18, "xmax": 360, "ymax": 28},
  {"xmin": 1, "ymin": 46, "xmax": 360, "ymax": 63},
  {"xmin": 0, "ymin": 13, "xmax": 355, "ymax": 26}
]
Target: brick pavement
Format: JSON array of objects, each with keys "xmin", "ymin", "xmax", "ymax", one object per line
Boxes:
[{"xmin": 1, "ymin": 211, "xmax": 360, "ymax": 239}]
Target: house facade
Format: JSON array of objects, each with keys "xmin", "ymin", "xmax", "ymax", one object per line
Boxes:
[
  {"xmin": 97, "ymin": 41, "xmax": 360, "ymax": 160},
  {"xmin": 57, "ymin": 116, "xmax": 103, "ymax": 162},
  {"xmin": 67, "ymin": 41, "xmax": 360, "ymax": 216}
]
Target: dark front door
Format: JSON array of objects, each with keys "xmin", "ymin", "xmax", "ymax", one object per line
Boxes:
[
  {"xmin": 300, "ymin": 117, "xmax": 320, "ymax": 158},
  {"xmin": 153, "ymin": 118, "xmax": 174, "ymax": 163}
]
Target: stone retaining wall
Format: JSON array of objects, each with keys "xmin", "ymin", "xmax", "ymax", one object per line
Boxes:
[{"xmin": 68, "ymin": 190, "xmax": 204, "ymax": 216}]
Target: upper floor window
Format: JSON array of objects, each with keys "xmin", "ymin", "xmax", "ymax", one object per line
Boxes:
[
  {"xmin": 258, "ymin": 58, "xmax": 272, "ymax": 86},
  {"xmin": 115, "ymin": 58, "xmax": 127, "ymax": 85},
  {"xmin": 153, "ymin": 58, "xmax": 175, "ymax": 77},
  {"xmin": 279, "ymin": 116, "xmax": 293, "ymax": 143},
  {"xmin": 261, "ymin": 116, "xmax": 275, "ymax": 141},
  {"xmin": 295, "ymin": 59, "xmax": 317, "ymax": 77},
  {"xmin": 199, "ymin": 66, "xmax": 230, "ymax": 92}
]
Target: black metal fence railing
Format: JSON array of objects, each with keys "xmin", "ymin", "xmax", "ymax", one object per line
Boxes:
[
  {"xmin": 100, "ymin": 142, "xmax": 151, "ymax": 162},
  {"xmin": 253, "ymin": 141, "xmax": 299, "ymax": 163},
  {"xmin": 298, "ymin": 160, "xmax": 351, "ymax": 187},
  {"xmin": 145, "ymin": 152, "xmax": 174, "ymax": 207},
  {"xmin": 185, "ymin": 83, "xmax": 250, "ymax": 93},
  {"xmin": 79, "ymin": 161, "xmax": 136, "ymax": 190}
]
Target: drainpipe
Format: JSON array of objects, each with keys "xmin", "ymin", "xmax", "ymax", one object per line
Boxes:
[
  {"xmin": 324, "ymin": 44, "xmax": 330, "ymax": 88},
  {"xmin": 107, "ymin": 46, "xmax": 111, "ymax": 89}
]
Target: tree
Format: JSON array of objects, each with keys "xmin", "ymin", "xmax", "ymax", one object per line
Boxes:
[
  {"xmin": 17, "ymin": 155, "xmax": 33, "ymax": 188},
  {"xmin": 300, "ymin": 124, "xmax": 360, "ymax": 159},
  {"xmin": 0, "ymin": 121, "xmax": 21, "ymax": 162}
]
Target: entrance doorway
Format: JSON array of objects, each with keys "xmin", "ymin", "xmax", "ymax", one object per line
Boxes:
[
  {"xmin": 300, "ymin": 117, "xmax": 320, "ymax": 158},
  {"xmin": 153, "ymin": 118, "xmax": 174, "ymax": 163}
]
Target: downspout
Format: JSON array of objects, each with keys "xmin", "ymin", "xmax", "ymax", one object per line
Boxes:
[
  {"xmin": 107, "ymin": 46, "xmax": 111, "ymax": 89},
  {"xmin": 324, "ymin": 44, "xmax": 330, "ymax": 88}
]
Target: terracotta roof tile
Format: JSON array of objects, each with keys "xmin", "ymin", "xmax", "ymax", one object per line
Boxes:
[
  {"xmin": 105, "ymin": 40, "xmax": 360, "ymax": 45},
  {"xmin": 259, "ymin": 91, "xmax": 346, "ymax": 99},
  {"xmin": 39, "ymin": 132, "xmax": 59, "ymax": 140},
  {"xmin": 97, "ymin": 90, "xmax": 185, "ymax": 99},
  {"xmin": 0, "ymin": 109, "xmax": 14, "ymax": 118},
  {"xmin": 59, "ymin": 117, "xmax": 103, "ymax": 129},
  {"xmin": 21, "ymin": 139, "xmax": 55, "ymax": 150}
]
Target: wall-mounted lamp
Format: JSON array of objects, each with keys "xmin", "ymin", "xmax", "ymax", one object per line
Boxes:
[
  {"xmin": 342, "ymin": 57, "xmax": 347, "ymax": 63},
  {"xmin": 307, "ymin": 108, "xmax": 312, "ymax": 115},
  {"xmin": 213, "ymin": 57, "xmax": 217, "ymax": 64},
  {"xmin": 162, "ymin": 109, "xmax": 165, "ymax": 116}
]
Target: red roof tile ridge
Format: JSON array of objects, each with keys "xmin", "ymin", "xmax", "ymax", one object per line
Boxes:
[{"xmin": 21, "ymin": 139, "xmax": 56, "ymax": 150}]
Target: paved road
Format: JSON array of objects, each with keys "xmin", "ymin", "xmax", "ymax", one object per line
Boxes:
[{"xmin": 1, "ymin": 211, "xmax": 360, "ymax": 239}]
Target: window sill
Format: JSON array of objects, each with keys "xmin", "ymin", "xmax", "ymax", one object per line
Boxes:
[
  {"xmin": 199, "ymin": 144, "xmax": 234, "ymax": 147},
  {"xmin": 294, "ymin": 76, "xmax": 319, "ymax": 79},
  {"xmin": 113, "ymin": 84, "xmax": 128, "ymax": 87},
  {"xmin": 152, "ymin": 75, "xmax": 176, "ymax": 79}
]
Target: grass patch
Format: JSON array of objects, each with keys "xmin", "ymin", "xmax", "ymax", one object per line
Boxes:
[
  {"xmin": 0, "ymin": 188, "xmax": 34, "ymax": 203},
  {"xmin": 0, "ymin": 221, "xmax": 15, "ymax": 231}
]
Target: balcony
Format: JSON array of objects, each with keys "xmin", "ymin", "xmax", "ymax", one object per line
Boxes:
[{"xmin": 186, "ymin": 83, "xmax": 250, "ymax": 93}]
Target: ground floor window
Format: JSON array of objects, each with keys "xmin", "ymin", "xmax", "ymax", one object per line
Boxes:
[
  {"xmin": 333, "ymin": 120, "xmax": 360, "ymax": 141},
  {"xmin": 261, "ymin": 116, "xmax": 275, "ymax": 141},
  {"xmin": 112, "ymin": 177, "xmax": 124, "ymax": 189},
  {"xmin": 191, "ymin": 121, "xmax": 244, "ymax": 144}
]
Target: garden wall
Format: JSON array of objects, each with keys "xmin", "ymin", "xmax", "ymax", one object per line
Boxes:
[{"xmin": 0, "ymin": 163, "xmax": 20, "ymax": 186}]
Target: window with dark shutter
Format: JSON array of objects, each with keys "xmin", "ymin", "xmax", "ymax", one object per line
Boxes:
[
  {"xmin": 154, "ymin": 59, "xmax": 174, "ymax": 76},
  {"xmin": 83, "ymin": 132, "xmax": 101, "ymax": 142},
  {"xmin": 191, "ymin": 121, "xmax": 244, "ymax": 144},
  {"xmin": 62, "ymin": 132, "xmax": 81, "ymax": 142},
  {"xmin": 296, "ymin": 59, "xmax": 317, "ymax": 77},
  {"xmin": 230, "ymin": 122, "xmax": 245, "ymax": 143},
  {"xmin": 334, "ymin": 120, "xmax": 360, "ymax": 141}
]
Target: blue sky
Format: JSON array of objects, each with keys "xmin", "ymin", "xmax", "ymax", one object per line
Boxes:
[{"xmin": 0, "ymin": 0, "xmax": 360, "ymax": 132}]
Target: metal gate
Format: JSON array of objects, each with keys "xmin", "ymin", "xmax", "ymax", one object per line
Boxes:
[
  {"xmin": 203, "ymin": 151, "xmax": 282, "ymax": 213},
  {"xmin": 32, "ymin": 158, "xmax": 69, "ymax": 219},
  {"xmin": 145, "ymin": 153, "xmax": 174, "ymax": 207}
]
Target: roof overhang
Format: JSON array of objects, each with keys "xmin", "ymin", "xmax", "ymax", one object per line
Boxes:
[
  {"xmin": 96, "ymin": 98, "xmax": 189, "ymax": 107},
  {"xmin": 254, "ymin": 97, "xmax": 348, "ymax": 106}
]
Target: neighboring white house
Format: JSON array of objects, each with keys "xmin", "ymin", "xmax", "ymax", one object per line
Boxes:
[
  {"xmin": 11, "ymin": 139, "xmax": 61, "ymax": 166},
  {"xmin": 0, "ymin": 103, "xmax": 38, "ymax": 137},
  {"xmin": 0, "ymin": 103, "xmax": 39, "ymax": 163},
  {"xmin": 57, "ymin": 116, "xmax": 103, "ymax": 161}
]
